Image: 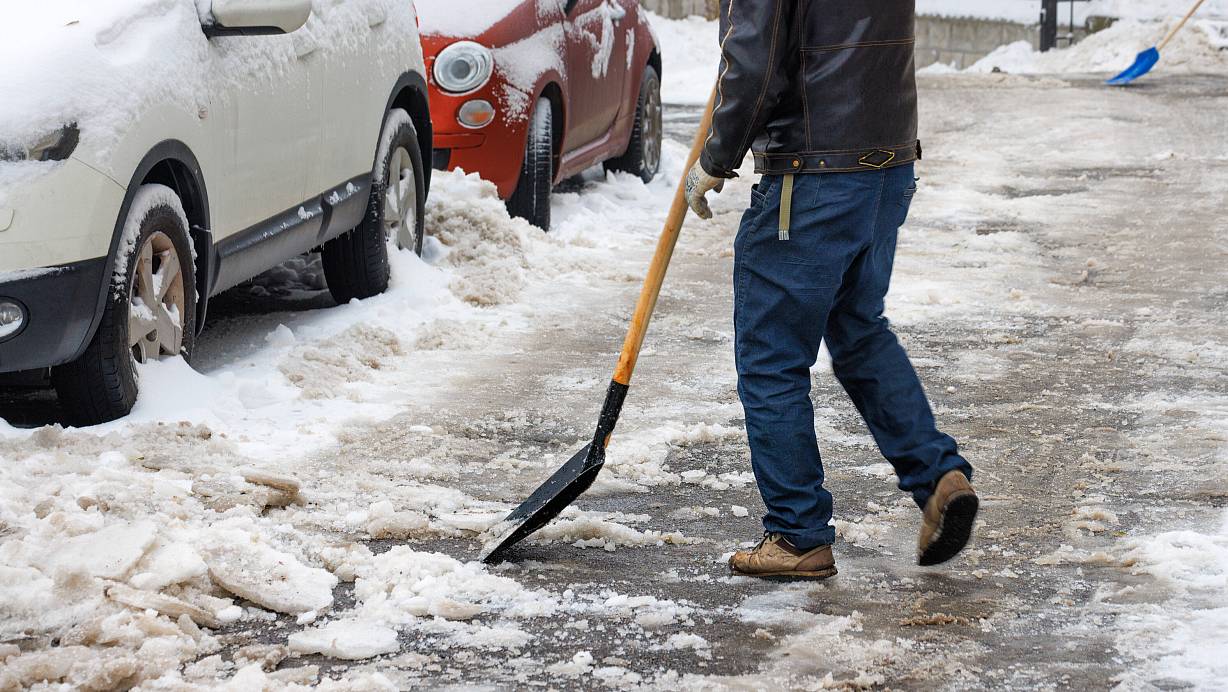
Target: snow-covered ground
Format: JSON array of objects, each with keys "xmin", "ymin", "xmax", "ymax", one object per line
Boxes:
[{"xmin": 2, "ymin": 9, "xmax": 1228, "ymax": 691}]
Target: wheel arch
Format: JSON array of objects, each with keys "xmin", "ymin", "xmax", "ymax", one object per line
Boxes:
[
  {"xmin": 386, "ymin": 71, "xmax": 434, "ymax": 198},
  {"xmin": 75, "ymin": 141, "xmax": 213, "ymax": 365},
  {"xmin": 647, "ymin": 47, "xmax": 662, "ymax": 82}
]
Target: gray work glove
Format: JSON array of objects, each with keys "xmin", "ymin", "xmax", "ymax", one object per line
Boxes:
[{"xmin": 684, "ymin": 161, "xmax": 725, "ymax": 220}]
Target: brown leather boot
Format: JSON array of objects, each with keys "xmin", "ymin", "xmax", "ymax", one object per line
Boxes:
[
  {"xmin": 918, "ymin": 470, "xmax": 979, "ymax": 566},
  {"xmin": 729, "ymin": 534, "xmax": 837, "ymax": 580}
]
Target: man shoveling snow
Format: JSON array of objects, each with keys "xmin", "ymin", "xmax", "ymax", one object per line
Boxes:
[{"xmin": 686, "ymin": 0, "xmax": 979, "ymax": 579}]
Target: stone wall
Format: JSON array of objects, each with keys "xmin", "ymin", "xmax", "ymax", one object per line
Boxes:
[
  {"xmin": 639, "ymin": 0, "xmax": 717, "ymax": 20},
  {"xmin": 915, "ymin": 15, "xmax": 1038, "ymax": 69}
]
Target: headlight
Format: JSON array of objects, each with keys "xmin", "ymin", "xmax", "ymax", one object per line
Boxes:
[
  {"xmin": 433, "ymin": 41, "xmax": 493, "ymax": 94},
  {"xmin": 0, "ymin": 300, "xmax": 25, "ymax": 341},
  {"xmin": 0, "ymin": 124, "xmax": 80, "ymax": 163}
]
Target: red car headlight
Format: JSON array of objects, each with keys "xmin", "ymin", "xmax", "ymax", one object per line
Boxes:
[{"xmin": 433, "ymin": 41, "xmax": 493, "ymax": 94}]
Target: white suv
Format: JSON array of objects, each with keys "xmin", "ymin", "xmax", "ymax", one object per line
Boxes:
[{"xmin": 0, "ymin": 0, "xmax": 432, "ymax": 425}]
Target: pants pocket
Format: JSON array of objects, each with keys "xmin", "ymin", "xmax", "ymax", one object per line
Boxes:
[
  {"xmin": 750, "ymin": 175, "xmax": 778, "ymax": 209},
  {"xmin": 900, "ymin": 178, "xmax": 918, "ymax": 207}
]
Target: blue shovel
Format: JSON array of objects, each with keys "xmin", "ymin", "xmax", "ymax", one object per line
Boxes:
[{"xmin": 1108, "ymin": 0, "xmax": 1208, "ymax": 85}]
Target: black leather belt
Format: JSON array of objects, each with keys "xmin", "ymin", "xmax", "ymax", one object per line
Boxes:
[{"xmin": 753, "ymin": 140, "xmax": 922, "ymax": 175}]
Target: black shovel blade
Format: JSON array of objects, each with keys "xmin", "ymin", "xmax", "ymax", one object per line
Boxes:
[
  {"xmin": 478, "ymin": 380, "xmax": 629, "ymax": 563},
  {"xmin": 479, "ymin": 442, "xmax": 606, "ymax": 563}
]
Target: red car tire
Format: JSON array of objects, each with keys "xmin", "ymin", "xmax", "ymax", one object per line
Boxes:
[
  {"xmin": 506, "ymin": 98, "xmax": 554, "ymax": 231},
  {"xmin": 606, "ymin": 64, "xmax": 662, "ymax": 184}
]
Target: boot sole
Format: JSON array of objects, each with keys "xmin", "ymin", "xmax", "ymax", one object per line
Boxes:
[
  {"xmin": 730, "ymin": 567, "xmax": 838, "ymax": 581},
  {"xmin": 918, "ymin": 490, "xmax": 979, "ymax": 567}
]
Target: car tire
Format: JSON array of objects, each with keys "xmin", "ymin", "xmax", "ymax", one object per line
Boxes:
[
  {"xmin": 52, "ymin": 185, "xmax": 197, "ymax": 426},
  {"xmin": 506, "ymin": 98, "xmax": 554, "ymax": 231},
  {"xmin": 322, "ymin": 108, "xmax": 425, "ymax": 304},
  {"xmin": 605, "ymin": 64, "xmax": 662, "ymax": 183}
]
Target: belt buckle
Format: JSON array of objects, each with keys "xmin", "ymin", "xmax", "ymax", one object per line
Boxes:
[{"xmin": 858, "ymin": 149, "xmax": 896, "ymax": 169}]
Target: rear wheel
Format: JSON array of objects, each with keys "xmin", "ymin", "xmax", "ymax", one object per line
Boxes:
[
  {"xmin": 506, "ymin": 98, "xmax": 554, "ymax": 231},
  {"xmin": 605, "ymin": 64, "xmax": 662, "ymax": 183},
  {"xmin": 53, "ymin": 185, "xmax": 196, "ymax": 426},
  {"xmin": 322, "ymin": 108, "xmax": 425, "ymax": 304}
]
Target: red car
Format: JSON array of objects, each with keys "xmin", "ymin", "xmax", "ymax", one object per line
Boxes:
[{"xmin": 416, "ymin": 0, "xmax": 662, "ymax": 230}]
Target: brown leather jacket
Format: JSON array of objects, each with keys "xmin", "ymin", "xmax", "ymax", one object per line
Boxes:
[{"xmin": 700, "ymin": 0, "xmax": 920, "ymax": 178}]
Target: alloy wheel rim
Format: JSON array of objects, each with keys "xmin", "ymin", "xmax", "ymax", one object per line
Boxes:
[
  {"xmin": 384, "ymin": 146, "xmax": 418, "ymax": 252},
  {"xmin": 128, "ymin": 230, "xmax": 185, "ymax": 364},
  {"xmin": 642, "ymin": 78, "xmax": 662, "ymax": 175}
]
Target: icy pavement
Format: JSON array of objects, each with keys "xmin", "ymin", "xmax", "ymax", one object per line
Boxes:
[{"xmin": 3, "ymin": 71, "xmax": 1228, "ymax": 689}]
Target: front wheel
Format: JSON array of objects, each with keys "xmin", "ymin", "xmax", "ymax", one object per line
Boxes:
[
  {"xmin": 52, "ymin": 184, "xmax": 197, "ymax": 426},
  {"xmin": 506, "ymin": 98, "xmax": 554, "ymax": 231},
  {"xmin": 605, "ymin": 64, "xmax": 662, "ymax": 183},
  {"xmin": 322, "ymin": 108, "xmax": 425, "ymax": 304}
]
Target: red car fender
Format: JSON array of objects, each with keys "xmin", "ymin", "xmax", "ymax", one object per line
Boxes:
[{"xmin": 605, "ymin": 1, "xmax": 661, "ymax": 162}]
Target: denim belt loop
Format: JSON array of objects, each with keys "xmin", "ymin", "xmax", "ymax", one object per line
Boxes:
[{"xmin": 778, "ymin": 173, "xmax": 795, "ymax": 241}]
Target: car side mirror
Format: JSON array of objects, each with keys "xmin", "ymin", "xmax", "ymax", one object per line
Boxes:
[{"xmin": 204, "ymin": 0, "xmax": 312, "ymax": 37}]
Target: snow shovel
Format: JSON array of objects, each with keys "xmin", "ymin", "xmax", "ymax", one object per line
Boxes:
[
  {"xmin": 479, "ymin": 88, "xmax": 718, "ymax": 563},
  {"xmin": 1107, "ymin": 0, "xmax": 1208, "ymax": 85}
]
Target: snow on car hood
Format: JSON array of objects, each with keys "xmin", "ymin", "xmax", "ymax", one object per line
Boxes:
[
  {"xmin": 0, "ymin": 0, "xmax": 416, "ymax": 165},
  {"xmin": 0, "ymin": 0, "xmax": 210, "ymax": 158}
]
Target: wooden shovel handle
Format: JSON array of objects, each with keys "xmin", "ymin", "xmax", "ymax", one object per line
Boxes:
[
  {"xmin": 612, "ymin": 87, "xmax": 718, "ymax": 386},
  {"xmin": 1159, "ymin": 0, "xmax": 1208, "ymax": 50}
]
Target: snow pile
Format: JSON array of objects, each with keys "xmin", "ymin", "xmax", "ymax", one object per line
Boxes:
[
  {"xmin": 534, "ymin": 511, "xmax": 700, "ymax": 551},
  {"xmin": 969, "ymin": 17, "xmax": 1228, "ymax": 74},
  {"xmin": 425, "ymin": 169, "xmax": 536, "ymax": 306},
  {"xmin": 1117, "ymin": 511, "xmax": 1228, "ymax": 687},
  {"xmin": 595, "ymin": 422, "xmax": 746, "ymax": 492},
  {"xmin": 287, "ymin": 546, "xmax": 707, "ymax": 662},
  {"xmin": 353, "ymin": 547, "xmax": 550, "ymax": 622}
]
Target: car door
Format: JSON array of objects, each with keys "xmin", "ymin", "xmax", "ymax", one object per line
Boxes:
[
  {"xmin": 562, "ymin": 0, "xmax": 629, "ymax": 153},
  {"xmin": 318, "ymin": 1, "xmax": 398, "ymax": 197},
  {"xmin": 213, "ymin": 33, "xmax": 320, "ymax": 237}
]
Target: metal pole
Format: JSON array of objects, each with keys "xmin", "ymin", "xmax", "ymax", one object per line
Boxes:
[{"xmin": 1040, "ymin": 0, "xmax": 1059, "ymax": 51}]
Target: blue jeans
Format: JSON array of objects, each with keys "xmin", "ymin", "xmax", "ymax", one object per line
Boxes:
[{"xmin": 733, "ymin": 163, "xmax": 972, "ymax": 550}]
